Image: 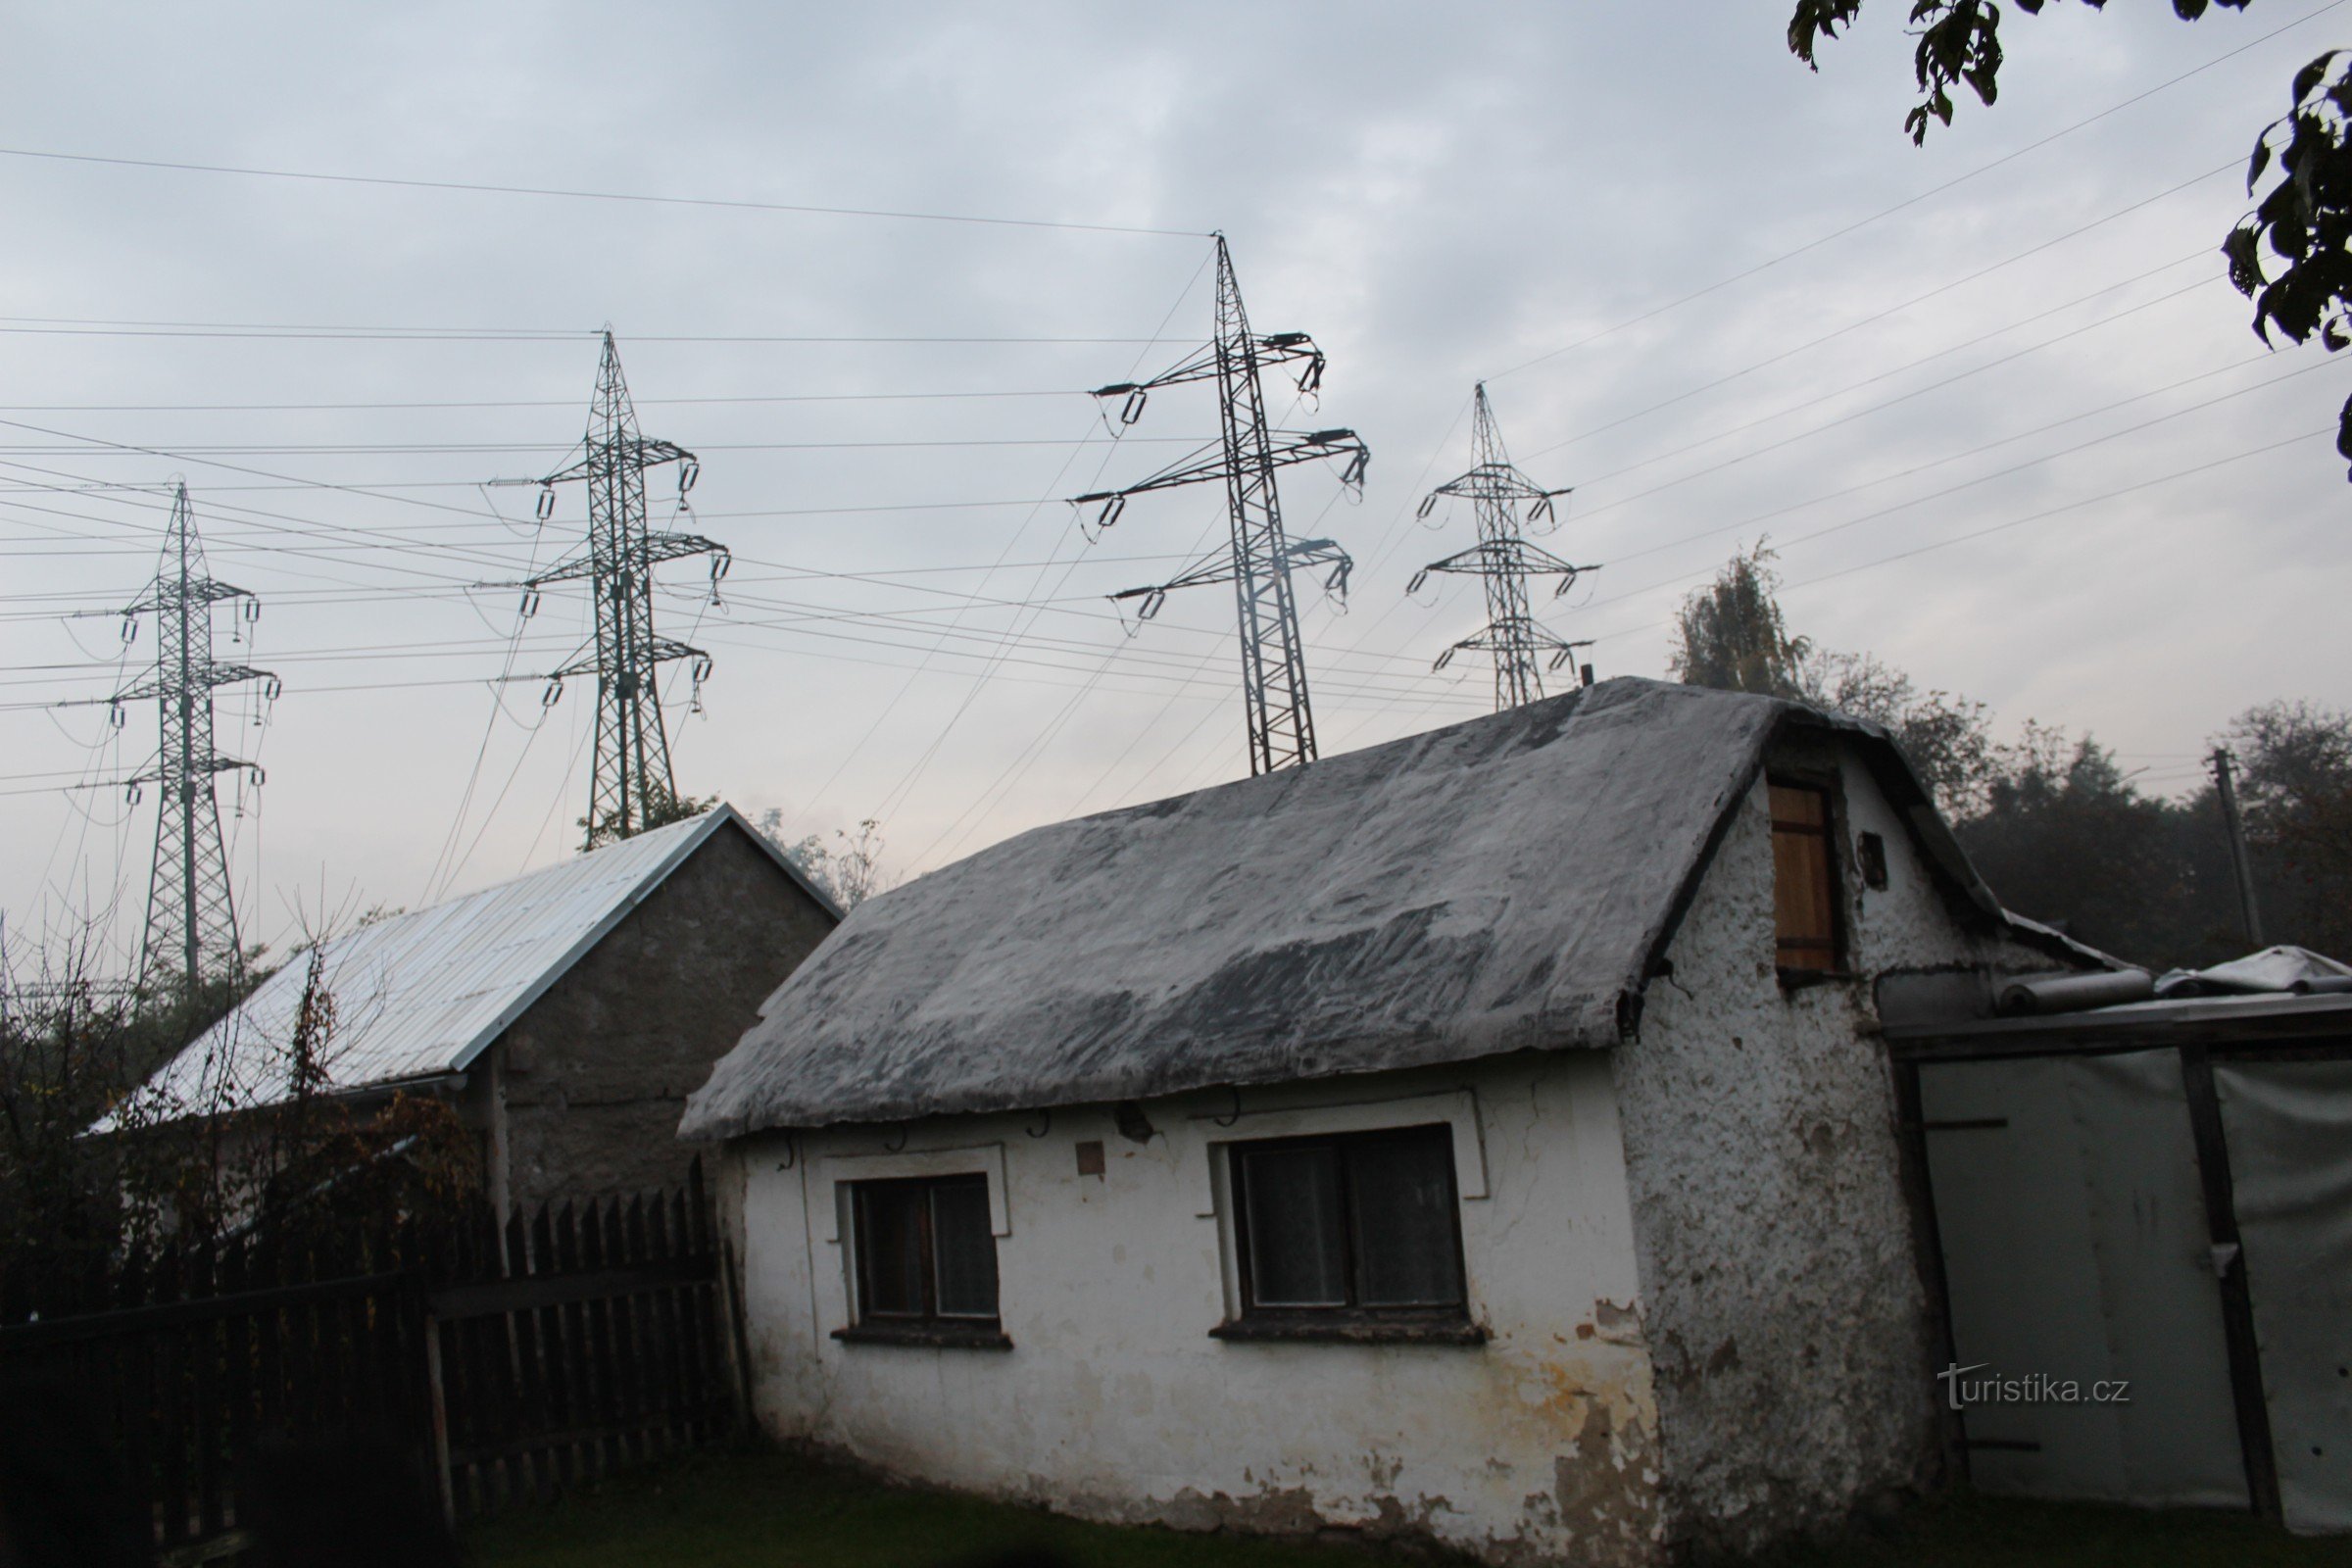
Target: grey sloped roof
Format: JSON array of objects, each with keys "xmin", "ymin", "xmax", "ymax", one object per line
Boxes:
[
  {"xmin": 113, "ymin": 805, "xmax": 836, "ymax": 1128},
  {"xmin": 689, "ymin": 676, "xmax": 2068, "ymax": 1139}
]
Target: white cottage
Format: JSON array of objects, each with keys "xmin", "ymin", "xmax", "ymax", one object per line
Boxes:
[{"xmin": 682, "ymin": 678, "xmax": 2102, "ymax": 1565}]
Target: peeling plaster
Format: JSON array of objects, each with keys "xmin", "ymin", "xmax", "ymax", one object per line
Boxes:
[
  {"xmin": 733, "ymin": 1054, "xmax": 1669, "ymax": 1565},
  {"xmin": 717, "ymin": 728, "xmax": 2043, "ymax": 1566},
  {"xmin": 1612, "ymin": 748, "xmax": 2021, "ymax": 1557}
]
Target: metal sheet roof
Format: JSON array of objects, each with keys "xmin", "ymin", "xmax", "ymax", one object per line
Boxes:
[{"xmin": 117, "ymin": 805, "xmax": 833, "ymax": 1125}]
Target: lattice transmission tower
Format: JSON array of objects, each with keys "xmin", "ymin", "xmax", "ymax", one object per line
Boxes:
[
  {"xmin": 1411, "ymin": 383, "xmax": 1596, "ymax": 710},
  {"xmin": 1073, "ymin": 235, "xmax": 1369, "ymax": 776},
  {"xmin": 513, "ymin": 331, "xmax": 729, "ymax": 848},
  {"xmin": 110, "ymin": 483, "xmax": 274, "ymax": 1002}
]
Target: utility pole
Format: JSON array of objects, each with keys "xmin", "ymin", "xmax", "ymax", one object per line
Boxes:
[
  {"xmin": 111, "ymin": 483, "xmax": 274, "ymax": 1004},
  {"xmin": 1072, "ymin": 234, "xmax": 1369, "ymax": 777},
  {"xmin": 2211, "ymin": 747, "xmax": 2266, "ymax": 948},
  {"xmin": 1410, "ymin": 383, "xmax": 1595, "ymax": 711},
  {"xmin": 514, "ymin": 331, "xmax": 729, "ymax": 848}
]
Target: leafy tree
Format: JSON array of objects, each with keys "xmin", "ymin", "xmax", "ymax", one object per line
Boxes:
[
  {"xmin": 1788, "ymin": 4, "xmax": 2352, "ymax": 481},
  {"xmin": 1668, "ymin": 542, "xmax": 1812, "ymax": 697},
  {"xmin": 1954, "ymin": 724, "xmax": 2199, "ymax": 960},
  {"xmin": 579, "ymin": 790, "xmax": 717, "ymax": 851},
  {"xmin": 757, "ymin": 809, "xmax": 895, "ymax": 910},
  {"xmin": 2227, "ymin": 53, "xmax": 2352, "ymax": 473},
  {"xmin": 2, "ymin": 911, "xmax": 480, "ymax": 1306},
  {"xmin": 1663, "ymin": 546, "xmax": 2352, "ymax": 968},
  {"xmin": 1796, "ymin": 649, "xmax": 2001, "ymax": 816},
  {"xmin": 2221, "ymin": 699, "xmax": 2352, "ymax": 953},
  {"xmin": 1671, "ymin": 550, "xmax": 2001, "ymax": 816},
  {"xmin": 1789, "ymin": 1, "xmax": 2250, "ymax": 145},
  {"xmin": 0, "ymin": 934, "xmax": 267, "ymax": 1287}
]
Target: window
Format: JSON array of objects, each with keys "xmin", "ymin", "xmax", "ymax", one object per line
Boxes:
[
  {"xmin": 1770, "ymin": 780, "xmax": 1841, "ymax": 976},
  {"xmin": 1220, "ymin": 1123, "xmax": 1478, "ymax": 1343},
  {"xmin": 840, "ymin": 1173, "xmax": 1006, "ymax": 1347}
]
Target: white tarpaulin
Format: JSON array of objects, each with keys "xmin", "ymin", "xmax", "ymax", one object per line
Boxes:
[
  {"xmin": 1921, "ymin": 1052, "xmax": 2246, "ymax": 1507},
  {"xmin": 2157, "ymin": 947, "xmax": 2352, "ymax": 999},
  {"xmin": 2217, "ymin": 1059, "xmax": 2352, "ymax": 1534}
]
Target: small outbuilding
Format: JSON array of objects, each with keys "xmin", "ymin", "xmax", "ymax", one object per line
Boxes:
[
  {"xmin": 686, "ymin": 678, "xmax": 2109, "ymax": 1565},
  {"xmin": 1890, "ymin": 946, "xmax": 2352, "ymax": 1533},
  {"xmin": 127, "ymin": 804, "xmax": 838, "ymax": 1215}
]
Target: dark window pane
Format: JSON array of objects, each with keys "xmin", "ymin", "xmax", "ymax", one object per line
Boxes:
[
  {"xmin": 1347, "ymin": 1131, "xmax": 1464, "ymax": 1307},
  {"xmin": 929, "ymin": 1179, "xmax": 1000, "ymax": 1319},
  {"xmin": 857, "ymin": 1184, "xmax": 926, "ymax": 1318},
  {"xmin": 1243, "ymin": 1146, "xmax": 1347, "ymax": 1307}
]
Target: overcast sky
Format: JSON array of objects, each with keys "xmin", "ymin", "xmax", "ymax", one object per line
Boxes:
[{"xmin": 5, "ymin": 0, "xmax": 2347, "ymax": 970}]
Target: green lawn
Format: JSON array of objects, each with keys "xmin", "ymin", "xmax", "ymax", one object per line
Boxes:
[{"xmin": 463, "ymin": 1446, "xmax": 2352, "ymax": 1568}]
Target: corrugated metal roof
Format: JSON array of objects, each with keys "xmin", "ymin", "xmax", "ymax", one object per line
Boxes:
[{"xmin": 118, "ymin": 805, "xmax": 832, "ymax": 1125}]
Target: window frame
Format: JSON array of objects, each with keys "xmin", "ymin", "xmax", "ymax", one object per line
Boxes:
[
  {"xmin": 1768, "ymin": 774, "xmax": 1848, "ymax": 983},
  {"xmin": 1218, "ymin": 1122, "xmax": 1482, "ymax": 1345},
  {"xmin": 837, "ymin": 1171, "xmax": 1010, "ymax": 1349}
]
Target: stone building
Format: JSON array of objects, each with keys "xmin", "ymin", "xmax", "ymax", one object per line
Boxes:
[
  {"xmin": 682, "ymin": 678, "xmax": 2104, "ymax": 1566},
  {"xmin": 128, "ymin": 804, "xmax": 838, "ymax": 1214}
]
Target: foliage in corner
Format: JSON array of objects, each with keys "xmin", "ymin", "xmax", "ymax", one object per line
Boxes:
[
  {"xmin": 758, "ymin": 809, "xmax": 895, "ymax": 911},
  {"xmin": 2, "ymin": 917, "xmax": 479, "ymax": 1306},
  {"xmin": 1789, "ymin": 4, "xmax": 2352, "ymax": 485},
  {"xmin": 1664, "ymin": 545, "xmax": 2352, "ymax": 965},
  {"xmin": 580, "ymin": 790, "xmax": 719, "ymax": 852},
  {"xmin": 1668, "ymin": 541, "xmax": 1812, "ymax": 699},
  {"xmin": 2225, "ymin": 50, "xmax": 2352, "ymax": 472},
  {"xmin": 2223, "ymin": 699, "xmax": 2352, "ymax": 943},
  {"xmin": 1789, "ymin": 1, "xmax": 2248, "ymax": 145}
]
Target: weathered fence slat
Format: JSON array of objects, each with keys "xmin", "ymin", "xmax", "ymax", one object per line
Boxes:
[{"xmin": 0, "ymin": 1169, "xmax": 737, "ymax": 1558}]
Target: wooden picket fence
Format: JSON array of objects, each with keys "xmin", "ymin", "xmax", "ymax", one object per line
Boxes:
[
  {"xmin": 421, "ymin": 1164, "xmax": 749, "ymax": 1519},
  {"xmin": 0, "ymin": 1160, "xmax": 747, "ymax": 1562}
]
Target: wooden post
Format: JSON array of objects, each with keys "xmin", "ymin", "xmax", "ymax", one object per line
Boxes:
[
  {"xmin": 2211, "ymin": 749, "xmax": 2266, "ymax": 948},
  {"xmin": 720, "ymin": 1239, "xmax": 757, "ymax": 1436},
  {"xmin": 1888, "ymin": 1054, "xmax": 1969, "ymax": 1484},
  {"xmin": 2180, "ymin": 1043, "xmax": 2281, "ymax": 1520},
  {"xmin": 421, "ymin": 1312, "xmax": 457, "ymax": 1531}
]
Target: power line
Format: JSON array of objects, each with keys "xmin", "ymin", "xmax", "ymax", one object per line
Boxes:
[
  {"xmin": 1520, "ymin": 171, "xmax": 2236, "ymax": 465},
  {"xmin": 106, "ymin": 484, "xmax": 273, "ymax": 1002},
  {"xmin": 1410, "ymin": 385, "xmax": 1591, "ymax": 709},
  {"xmin": 0, "ymin": 322, "xmax": 1196, "ymax": 345},
  {"xmin": 797, "ymin": 251, "xmax": 1219, "ymax": 835},
  {"xmin": 0, "ymin": 145, "xmax": 1210, "ymax": 238},
  {"xmin": 1580, "ymin": 424, "xmax": 2332, "ymax": 651},
  {"xmin": 1593, "ymin": 350, "xmax": 2336, "ymax": 583},
  {"xmin": 1075, "ymin": 235, "xmax": 1370, "ymax": 778},
  {"xmin": 1565, "ymin": 270, "xmax": 2226, "ymax": 525},
  {"xmin": 1485, "ymin": 0, "xmax": 2349, "ymax": 383},
  {"xmin": 0, "ymin": 388, "xmax": 1089, "ymax": 413},
  {"xmin": 0, "ymin": 435, "xmax": 1194, "ymax": 457}
]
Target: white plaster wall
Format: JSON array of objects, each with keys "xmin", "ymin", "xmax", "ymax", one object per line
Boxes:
[
  {"xmin": 733, "ymin": 1054, "xmax": 1669, "ymax": 1567},
  {"xmin": 1613, "ymin": 744, "xmax": 2021, "ymax": 1556}
]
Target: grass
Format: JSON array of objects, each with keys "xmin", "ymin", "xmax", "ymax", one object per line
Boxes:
[
  {"xmin": 464, "ymin": 1446, "xmax": 2352, "ymax": 1568},
  {"xmin": 1741, "ymin": 1489, "xmax": 2352, "ymax": 1568},
  {"xmin": 461, "ymin": 1445, "xmax": 1380, "ymax": 1568}
]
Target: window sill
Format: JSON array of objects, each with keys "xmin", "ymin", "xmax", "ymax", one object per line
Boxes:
[
  {"xmin": 1210, "ymin": 1317, "xmax": 1488, "ymax": 1348},
  {"xmin": 831, "ymin": 1322, "xmax": 1013, "ymax": 1351},
  {"xmin": 1778, "ymin": 967, "xmax": 1859, "ymax": 992}
]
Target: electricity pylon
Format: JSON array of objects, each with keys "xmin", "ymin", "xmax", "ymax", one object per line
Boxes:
[
  {"xmin": 516, "ymin": 331, "xmax": 728, "ymax": 848},
  {"xmin": 1411, "ymin": 383, "xmax": 1595, "ymax": 710},
  {"xmin": 1073, "ymin": 234, "xmax": 1369, "ymax": 777},
  {"xmin": 111, "ymin": 483, "xmax": 274, "ymax": 1002}
]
